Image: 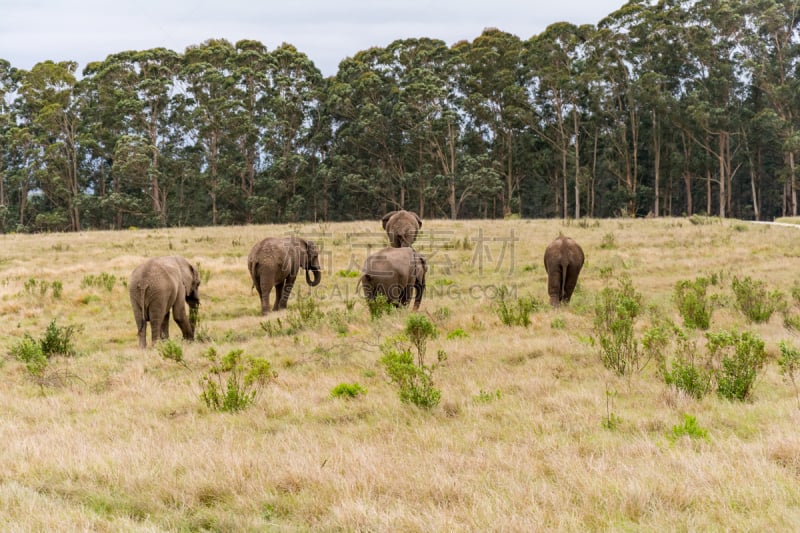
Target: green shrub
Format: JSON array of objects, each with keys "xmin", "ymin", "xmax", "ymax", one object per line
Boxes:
[
  {"xmin": 446, "ymin": 328, "xmax": 468, "ymax": 340},
  {"xmin": 778, "ymin": 341, "xmax": 800, "ymax": 408},
  {"xmin": 674, "ymin": 277, "xmax": 713, "ymax": 330},
  {"xmin": 494, "ymin": 285, "xmax": 540, "ymax": 327},
  {"xmin": 336, "ymin": 269, "xmax": 360, "ymax": 278},
  {"xmin": 10, "ymin": 336, "xmax": 47, "ymax": 378},
  {"xmin": 9, "ymin": 319, "xmax": 81, "ymax": 380},
  {"xmin": 286, "ymin": 295, "xmax": 323, "ymax": 333},
  {"xmin": 706, "ymin": 330, "xmax": 766, "ymax": 401},
  {"xmin": 667, "ymin": 414, "xmax": 709, "ymax": 443},
  {"xmin": 366, "ymin": 294, "xmax": 395, "ymax": 320},
  {"xmin": 731, "ymin": 276, "xmax": 786, "ymax": 323},
  {"xmin": 331, "ymin": 382, "xmax": 366, "ymax": 399},
  {"xmin": 199, "ymin": 348, "xmax": 276, "ymax": 412},
  {"xmin": 81, "ymin": 272, "xmax": 117, "ymax": 292},
  {"xmin": 379, "ymin": 314, "xmax": 446, "ymax": 409},
  {"xmin": 593, "ymin": 275, "xmax": 643, "ymax": 375},
  {"xmin": 600, "ymin": 233, "xmax": 616, "ymax": 249},
  {"xmin": 157, "ymin": 339, "xmax": 184, "ymax": 364}
]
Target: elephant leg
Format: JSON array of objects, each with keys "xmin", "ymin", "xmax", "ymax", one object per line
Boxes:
[
  {"xmin": 133, "ymin": 307, "xmax": 147, "ymax": 348},
  {"xmin": 161, "ymin": 311, "xmax": 171, "ymax": 340},
  {"xmin": 173, "ymin": 301, "xmax": 195, "ymax": 341},
  {"xmin": 278, "ymin": 276, "xmax": 296, "ymax": 309},
  {"xmin": 547, "ymin": 267, "xmax": 563, "ymax": 307},
  {"xmin": 412, "ymin": 281, "xmax": 425, "ymax": 311},
  {"xmin": 273, "ymin": 280, "xmax": 285, "ymax": 311},
  {"xmin": 258, "ymin": 278, "xmax": 275, "ymax": 315},
  {"xmin": 400, "ymin": 284, "xmax": 412, "ymax": 307},
  {"xmin": 562, "ymin": 266, "xmax": 580, "ymax": 303}
]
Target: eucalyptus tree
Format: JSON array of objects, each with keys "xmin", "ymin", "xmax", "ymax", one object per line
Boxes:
[
  {"xmin": 740, "ymin": 0, "xmax": 800, "ymax": 217},
  {"xmin": 181, "ymin": 39, "xmax": 241, "ymax": 225},
  {"xmin": 0, "ymin": 59, "xmax": 15, "ymax": 225},
  {"xmin": 456, "ymin": 28, "xmax": 529, "ymax": 217},
  {"xmin": 327, "ymin": 46, "xmax": 410, "ymax": 214},
  {"xmin": 260, "ymin": 43, "xmax": 325, "ymax": 222},
  {"xmin": 525, "ymin": 22, "xmax": 593, "ymax": 220},
  {"xmin": 14, "ymin": 61, "xmax": 86, "ymax": 231}
]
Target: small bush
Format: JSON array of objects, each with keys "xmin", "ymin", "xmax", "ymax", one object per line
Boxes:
[
  {"xmin": 366, "ymin": 294, "xmax": 395, "ymax": 320},
  {"xmin": 593, "ymin": 275, "xmax": 643, "ymax": 375},
  {"xmin": 81, "ymin": 272, "xmax": 117, "ymax": 292},
  {"xmin": 10, "ymin": 336, "xmax": 47, "ymax": 378},
  {"xmin": 9, "ymin": 319, "xmax": 81, "ymax": 380},
  {"xmin": 674, "ymin": 277, "xmax": 713, "ymax": 330},
  {"xmin": 336, "ymin": 269, "xmax": 360, "ymax": 278},
  {"xmin": 667, "ymin": 414, "xmax": 709, "ymax": 443},
  {"xmin": 379, "ymin": 314, "xmax": 446, "ymax": 409},
  {"xmin": 200, "ymin": 348, "xmax": 276, "ymax": 412},
  {"xmin": 600, "ymin": 233, "xmax": 616, "ymax": 249},
  {"xmin": 331, "ymin": 382, "xmax": 366, "ymax": 399},
  {"xmin": 778, "ymin": 341, "xmax": 800, "ymax": 408},
  {"xmin": 39, "ymin": 319, "xmax": 80, "ymax": 358},
  {"xmin": 706, "ymin": 329, "xmax": 766, "ymax": 401},
  {"xmin": 158, "ymin": 339, "xmax": 184, "ymax": 364},
  {"xmin": 494, "ymin": 285, "xmax": 540, "ymax": 327},
  {"xmin": 446, "ymin": 328, "xmax": 468, "ymax": 340},
  {"xmin": 286, "ymin": 295, "xmax": 323, "ymax": 333},
  {"xmin": 731, "ymin": 276, "xmax": 786, "ymax": 323}
]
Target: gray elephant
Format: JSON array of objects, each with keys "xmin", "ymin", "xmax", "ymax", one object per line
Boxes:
[
  {"xmin": 248, "ymin": 236, "xmax": 322, "ymax": 315},
  {"xmin": 359, "ymin": 246, "xmax": 427, "ymax": 310},
  {"xmin": 381, "ymin": 209, "xmax": 422, "ymax": 248},
  {"xmin": 129, "ymin": 255, "xmax": 201, "ymax": 348},
  {"xmin": 544, "ymin": 235, "xmax": 585, "ymax": 307}
]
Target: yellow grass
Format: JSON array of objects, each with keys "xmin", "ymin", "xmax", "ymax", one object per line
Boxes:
[{"xmin": 1, "ymin": 217, "xmax": 800, "ymax": 531}]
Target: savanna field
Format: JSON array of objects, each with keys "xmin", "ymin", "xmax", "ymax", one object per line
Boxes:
[{"xmin": 2, "ymin": 217, "xmax": 800, "ymax": 532}]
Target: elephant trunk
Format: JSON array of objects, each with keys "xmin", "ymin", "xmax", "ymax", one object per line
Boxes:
[{"xmin": 306, "ymin": 267, "xmax": 321, "ymax": 287}]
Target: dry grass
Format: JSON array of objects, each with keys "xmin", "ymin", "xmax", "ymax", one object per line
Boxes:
[{"xmin": 2, "ymin": 217, "xmax": 800, "ymax": 531}]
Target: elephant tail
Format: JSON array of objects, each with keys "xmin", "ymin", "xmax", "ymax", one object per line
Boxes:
[{"xmin": 560, "ymin": 260, "xmax": 569, "ymax": 300}]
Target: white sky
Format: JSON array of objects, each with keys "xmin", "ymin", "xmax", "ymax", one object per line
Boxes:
[{"xmin": 0, "ymin": 0, "xmax": 626, "ymax": 77}]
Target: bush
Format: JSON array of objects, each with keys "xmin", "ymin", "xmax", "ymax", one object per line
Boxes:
[
  {"xmin": 366, "ymin": 294, "xmax": 395, "ymax": 320},
  {"xmin": 331, "ymin": 382, "xmax": 366, "ymax": 399},
  {"xmin": 9, "ymin": 319, "xmax": 81, "ymax": 380},
  {"xmin": 379, "ymin": 314, "xmax": 446, "ymax": 409},
  {"xmin": 157, "ymin": 339, "xmax": 184, "ymax": 364},
  {"xmin": 706, "ymin": 330, "xmax": 766, "ymax": 401},
  {"xmin": 778, "ymin": 341, "xmax": 800, "ymax": 408},
  {"xmin": 667, "ymin": 414, "xmax": 709, "ymax": 443},
  {"xmin": 593, "ymin": 275, "xmax": 643, "ymax": 375},
  {"xmin": 81, "ymin": 272, "xmax": 117, "ymax": 292},
  {"xmin": 494, "ymin": 285, "xmax": 540, "ymax": 327},
  {"xmin": 731, "ymin": 276, "xmax": 786, "ymax": 323},
  {"xmin": 199, "ymin": 348, "xmax": 276, "ymax": 412},
  {"xmin": 674, "ymin": 277, "xmax": 713, "ymax": 330}
]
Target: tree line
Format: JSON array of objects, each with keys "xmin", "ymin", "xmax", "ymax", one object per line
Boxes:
[{"xmin": 0, "ymin": 0, "xmax": 798, "ymax": 232}]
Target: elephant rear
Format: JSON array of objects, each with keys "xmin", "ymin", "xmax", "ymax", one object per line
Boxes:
[{"xmin": 544, "ymin": 236, "xmax": 585, "ymax": 307}]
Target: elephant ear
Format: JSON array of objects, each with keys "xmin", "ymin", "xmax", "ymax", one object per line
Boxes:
[
  {"xmin": 381, "ymin": 211, "xmax": 398, "ymax": 230},
  {"xmin": 413, "ymin": 212, "xmax": 422, "ymax": 228},
  {"xmin": 413, "ymin": 253, "xmax": 427, "ymax": 278}
]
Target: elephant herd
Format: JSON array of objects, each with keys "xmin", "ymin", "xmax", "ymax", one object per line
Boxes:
[{"xmin": 128, "ymin": 210, "xmax": 585, "ymax": 347}]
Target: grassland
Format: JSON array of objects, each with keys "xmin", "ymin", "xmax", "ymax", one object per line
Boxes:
[{"xmin": 1, "ymin": 217, "xmax": 800, "ymax": 532}]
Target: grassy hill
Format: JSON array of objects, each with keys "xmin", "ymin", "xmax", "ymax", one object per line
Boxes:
[{"xmin": 1, "ymin": 217, "xmax": 799, "ymax": 531}]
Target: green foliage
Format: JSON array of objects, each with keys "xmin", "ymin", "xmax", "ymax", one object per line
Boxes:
[
  {"xmin": 366, "ymin": 294, "xmax": 395, "ymax": 320},
  {"xmin": 330, "ymin": 382, "xmax": 366, "ymax": 399},
  {"xmin": 593, "ymin": 275, "xmax": 643, "ymax": 375},
  {"xmin": 336, "ymin": 269, "xmax": 360, "ymax": 278},
  {"xmin": 473, "ymin": 389, "xmax": 502, "ymax": 404},
  {"xmin": 286, "ymin": 295, "xmax": 323, "ymax": 332},
  {"xmin": 199, "ymin": 348, "xmax": 277, "ymax": 412},
  {"xmin": 667, "ymin": 414, "xmax": 709, "ymax": 443},
  {"xmin": 674, "ymin": 277, "xmax": 713, "ymax": 330},
  {"xmin": 157, "ymin": 339, "xmax": 184, "ymax": 364},
  {"xmin": 494, "ymin": 285, "xmax": 540, "ymax": 327},
  {"xmin": 81, "ymin": 272, "xmax": 117, "ymax": 292},
  {"xmin": 379, "ymin": 315, "xmax": 446, "ymax": 409},
  {"xmin": 778, "ymin": 341, "xmax": 800, "ymax": 408},
  {"xmin": 432, "ymin": 306, "xmax": 451, "ymax": 321},
  {"xmin": 660, "ymin": 331, "xmax": 711, "ymax": 400},
  {"xmin": 550, "ymin": 317, "xmax": 566, "ymax": 329},
  {"xmin": 9, "ymin": 319, "xmax": 81, "ymax": 380},
  {"xmin": 731, "ymin": 276, "xmax": 786, "ymax": 323},
  {"xmin": 23, "ymin": 278, "xmax": 63, "ymax": 299},
  {"xmin": 706, "ymin": 330, "xmax": 766, "ymax": 401},
  {"xmin": 602, "ymin": 388, "xmax": 621, "ymax": 430},
  {"xmin": 446, "ymin": 328, "xmax": 468, "ymax": 340}
]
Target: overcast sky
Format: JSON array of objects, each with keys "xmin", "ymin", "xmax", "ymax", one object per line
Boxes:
[{"xmin": 0, "ymin": 0, "xmax": 626, "ymax": 77}]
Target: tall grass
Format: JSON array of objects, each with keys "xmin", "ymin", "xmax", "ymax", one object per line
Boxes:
[{"xmin": 1, "ymin": 218, "xmax": 800, "ymax": 531}]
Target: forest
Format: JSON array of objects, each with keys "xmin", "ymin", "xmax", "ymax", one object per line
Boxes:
[{"xmin": 0, "ymin": 0, "xmax": 798, "ymax": 232}]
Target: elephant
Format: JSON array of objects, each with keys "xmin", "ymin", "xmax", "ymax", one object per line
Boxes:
[
  {"xmin": 129, "ymin": 255, "xmax": 201, "ymax": 348},
  {"xmin": 544, "ymin": 235, "xmax": 585, "ymax": 307},
  {"xmin": 359, "ymin": 246, "xmax": 427, "ymax": 310},
  {"xmin": 381, "ymin": 209, "xmax": 422, "ymax": 248},
  {"xmin": 247, "ymin": 236, "xmax": 322, "ymax": 315}
]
